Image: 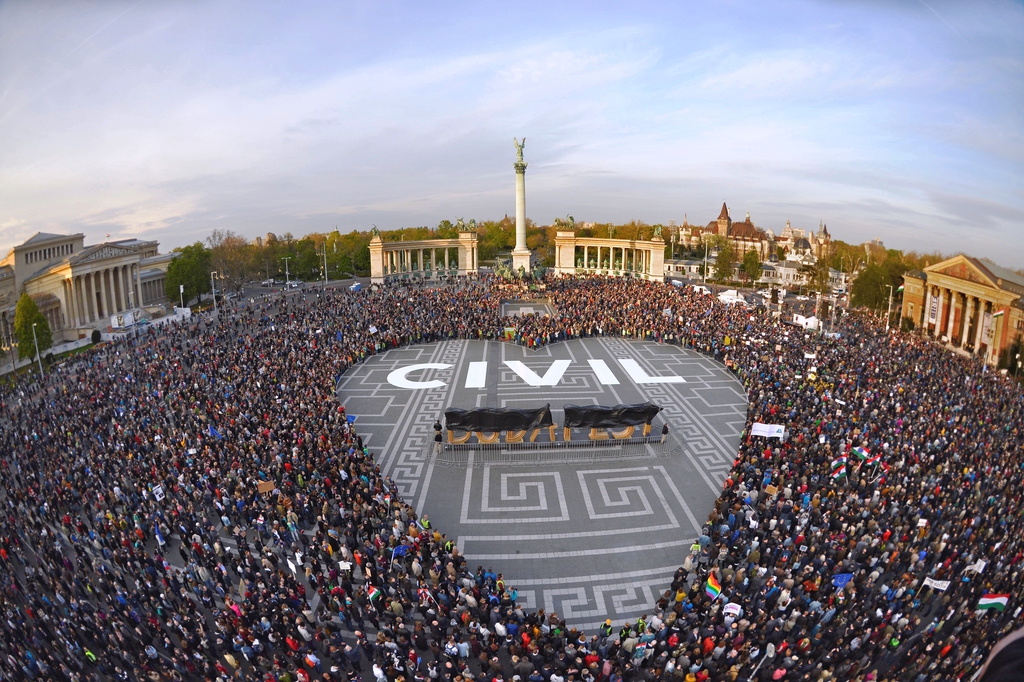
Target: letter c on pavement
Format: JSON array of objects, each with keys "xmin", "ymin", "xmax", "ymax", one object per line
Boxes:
[{"xmin": 386, "ymin": 363, "xmax": 453, "ymax": 389}]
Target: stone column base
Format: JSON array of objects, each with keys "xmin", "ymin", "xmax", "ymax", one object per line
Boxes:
[{"xmin": 512, "ymin": 249, "xmax": 532, "ymax": 273}]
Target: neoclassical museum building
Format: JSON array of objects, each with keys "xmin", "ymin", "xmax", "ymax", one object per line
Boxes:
[
  {"xmin": 0, "ymin": 232, "xmax": 172, "ymax": 343},
  {"xmin": 902, "ymin": 254, "xmax": 1024, "ymax": 367}
]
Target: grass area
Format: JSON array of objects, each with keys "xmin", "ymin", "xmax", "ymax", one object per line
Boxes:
[
  {"xmin": 0, "ymin": 342, "xmax": 96, "ymax": 386},
  {"xmin": 50, "ymin": 343, "xmax": 95, "ymax": 364}
]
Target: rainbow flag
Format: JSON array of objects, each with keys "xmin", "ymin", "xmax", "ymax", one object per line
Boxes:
[{"xmin": 705, "ymin": 573, "xmax": 722, "ymax": 600}]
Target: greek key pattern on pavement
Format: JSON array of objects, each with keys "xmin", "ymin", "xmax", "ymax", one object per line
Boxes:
[
  {"xmin": 390, "ymin": 340, "xmax": 465, "ymax": 498},
  {"xmin": 337, "ymin": 338, "xmax": 744, "ymax": 627}
]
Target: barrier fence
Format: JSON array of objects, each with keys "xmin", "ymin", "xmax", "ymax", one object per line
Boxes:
[{"xmin": 429, "ymin": 431, "xmax": 686, "ymax": 467}]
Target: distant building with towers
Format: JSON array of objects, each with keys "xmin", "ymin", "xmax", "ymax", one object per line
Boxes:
[{"xmin": 675, "ymin": 202, "xmax": 832, "ymax": 263}]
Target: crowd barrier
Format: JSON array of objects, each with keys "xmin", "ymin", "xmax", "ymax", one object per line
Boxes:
[{"xmin": 429, "ymin": 431, "xmax": 685, "ymax": 467}]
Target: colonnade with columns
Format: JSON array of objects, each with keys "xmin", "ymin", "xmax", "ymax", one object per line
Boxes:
[
  {"xmin": 141, "ymin": 277, "xmax": 166, "ymax": 305},
  {"xmin": 61, "ymin": 263, "xmax": 143, "ymax": 328},
  {"xmin": 576, "ymin": 244, "xmax": 651, "ymax": 274},
  {"xmin": 383, "ymin": 246, "xmax": 464, "ymax": 276},
  {"xmin": 369, "ymin": 233, "xmax": 479, "ymax": 284},
  {"xmin": 553, "ymin": 232, "xmax": 665, "ymax": 282},
  {"xmin": 924, "ymin": 285, "xmax": 995, "ymax": 355}
]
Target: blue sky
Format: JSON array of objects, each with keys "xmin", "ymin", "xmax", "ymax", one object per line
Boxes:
[{"xmin": 0, "ymin": 0, "xmax": 1021, "ymax": 265}]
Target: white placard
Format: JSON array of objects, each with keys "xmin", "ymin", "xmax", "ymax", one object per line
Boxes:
[{"xmin": 751, "ymin": 423, "xmax": 785, "ymax": 439}]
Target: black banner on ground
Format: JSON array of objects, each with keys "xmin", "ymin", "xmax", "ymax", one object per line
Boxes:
[
  {"xmin": 445, "ymin": 405, "xmax": 554, "ymax": 432},
  {"xmin": 563, "ymin": 403, "xmax": 662, "ymax": 429}
]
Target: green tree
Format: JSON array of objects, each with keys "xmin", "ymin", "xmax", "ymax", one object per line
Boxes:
[
  {"xmin": 477, "ymin": 218, "xmax": 514, "ymax": 263},
  {"xmin": 435, "ymin": 220, "xmax": 457, "ymax": 239},
  {"xmin": 165, "ymin": 242, "xmax": 212, "ymax": 306},
  {"xmin": 742, "ymin": 249, "xmax": 762, "ymax": 282},
  {"xmin": 14, "ymin": 293, "xmax": 51, "ymax": 360},
  {"xmin": 850, "ymin": 263, "xmax": 887, "ymax": 309},
  {"xmin": 714, "ymin": 243, "xmax": 735, "ymax": 282},
  {"xmin": 850, "ymin": 257, "xmax": 906, "ymax": 310}
]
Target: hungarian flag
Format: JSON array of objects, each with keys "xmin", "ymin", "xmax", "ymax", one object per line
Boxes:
[
  {"xmin": 705, "ymin": 573, "xmax": 722, "ymax": 600},
  {"xmin": 831, "ymin": 455, "xmax": 847, "ymax": 480},
  {"xmin": 852, "ymin": 447, "xmax": 870, "ymax": 460},
  {"xmin": 977, "ymin": 594, "xmax": 1009, "ymax": 611},
  {"xmin": 992, "ymin": 310, "xmax": 1005, "ymax": 319},
  {"xmin": 865, "ymin": 453, "xmax": 882, "ymax": 467},
  {"xmin": 367, "ymin": 585, "xmax": 382, "ymax": 602}
]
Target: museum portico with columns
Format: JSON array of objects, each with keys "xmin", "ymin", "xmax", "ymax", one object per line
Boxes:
[
  {"xmin": 0, "ymin": 232, "xmax": 172, "ymax": 343},
  {"xmin": 902, "ymin": 254, "xmax": 1024, "ymax": 366}
]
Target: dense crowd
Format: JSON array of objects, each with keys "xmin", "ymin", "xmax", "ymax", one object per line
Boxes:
[{"xmin": 0, "ymin": 274, "xmax": 1018, "ymax": 682}]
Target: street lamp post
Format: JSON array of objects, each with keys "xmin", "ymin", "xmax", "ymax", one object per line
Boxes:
[
  {"xmin": 31, "ymin": 323, "xmax": 43, "ymax": 376},
  {"xmin": 210, "ymin": 271, "xmax": 219, "ymax": 315},
  {"xmin": 884, "ymin": 284, "xmax": 894, "ymax": 332},
  {"xmin": 745, "ymin": 642, "xmax": 776, "ymax": 682},
  {"xmin": 282, "ymin": 257, "xmax": 291, "ymax": 289},
  {"xmin": 318, "ymin": 246, "xmax": 328, "ymax": 290}
]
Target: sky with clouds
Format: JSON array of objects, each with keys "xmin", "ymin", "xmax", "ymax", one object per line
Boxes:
[{"xmin": 0, "ymin": 0, "xmax": 1021, "ymax": 266}]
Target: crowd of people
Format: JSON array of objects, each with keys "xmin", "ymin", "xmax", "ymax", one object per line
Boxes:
[{"xmin": 0, "ymin": 274, "xmax": 1018, "ymax": 682}]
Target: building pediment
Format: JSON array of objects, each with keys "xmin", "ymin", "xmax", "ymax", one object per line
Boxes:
[
  {"xmin": 71, "ymin": 243, "xmax": 137, "ymax": 265},
  {"xmin": 926, "ymin": 255, "xmax": 998, "ymax": 290}
]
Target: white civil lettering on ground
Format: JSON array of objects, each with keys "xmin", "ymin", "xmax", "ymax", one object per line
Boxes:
[
  {"xmin": 587, "ymin": 358, "xmax": 620, "ymax": 384},
  {"xmin": 502, "ymin": 359, "xmax": 572, "ymax": 387},
  {"xmin": 385, "ymin": 363, "xmax": 452, "ymax": 389},
  {"xmin": 617, "ymin": 358, "xmax": 686, "ymax": 384},
  {"xmin": 464, "ymin": 361, "xmax": 488, "ymax": 388}
]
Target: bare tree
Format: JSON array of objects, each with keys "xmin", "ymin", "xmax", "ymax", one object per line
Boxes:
[{"xmin": 206, "ymin": 229, "xmax": 254, "ymax": 293}]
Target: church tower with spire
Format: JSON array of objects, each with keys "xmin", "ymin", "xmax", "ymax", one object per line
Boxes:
[{"xmin": 716, "ymin": 202, "xmax": 731, "ymax": 237}]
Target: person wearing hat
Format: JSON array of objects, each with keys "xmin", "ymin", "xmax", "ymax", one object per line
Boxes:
[{"xmin": 599, "ymin": 620, "xmax": 613, "ymax": 645}]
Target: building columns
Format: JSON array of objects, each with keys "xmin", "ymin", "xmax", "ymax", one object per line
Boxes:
[
  {"xmin": 100, "ymin": 269, "xmax": 109, "ymax": 318},
  {"xmin": 112, "ymin": 267, "xmax": 122, "ymax": 313},
  {"xmin": 70, "ymin": 276, "xmax": 78, "ymax": 325},
  {"xmin": 81, "ymin": 275, "xmax": 89, "ymax": 323},
  {"xmin": 84, "ymin": 272, "xmax": 94, "ymax": 321},
  {"xmin": 922, "ymin": 287, "xmax": 932, "ymax": 329},
  {"xmin": 77, "ymin": 275, "xmax": 86, "ymax": 325},
  {"xmin": 67, "ymin": 279, "xmax": 78, "ymax": 328},
  {"xmin": 975, "ymin": 300, "xmax": 989, "ymax": 354},
  {"xmin": 960, "ymin": 296, "xmax": 974, "ymax": 348},
  {"xmin": 946, "ymin": 289, "xmax": 959, "ymax": 342}
]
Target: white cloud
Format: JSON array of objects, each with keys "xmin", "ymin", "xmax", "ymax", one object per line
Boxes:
[{"xmin": 0, "ymin": 0, "xmax": 1020, "ymax": 265}]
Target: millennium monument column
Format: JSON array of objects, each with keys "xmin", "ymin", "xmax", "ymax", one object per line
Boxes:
[{"xmin": 511, "ymin": 137, "xmax": 532, "ymax": 273}]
